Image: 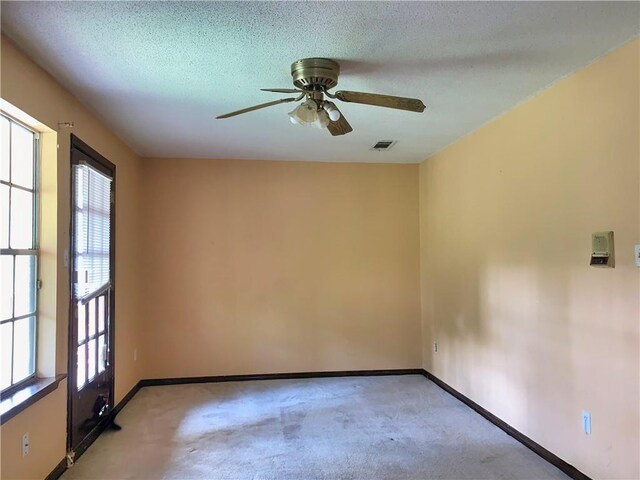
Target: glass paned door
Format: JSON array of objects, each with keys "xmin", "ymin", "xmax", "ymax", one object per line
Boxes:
[{"xmin": 68, "ymin": 137, "xmax": 115, "ymax": 453}]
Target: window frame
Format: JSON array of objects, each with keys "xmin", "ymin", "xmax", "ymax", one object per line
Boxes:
[{"xmin": 1, "ymin": 112, "xmax": 40, "ymax": 397}]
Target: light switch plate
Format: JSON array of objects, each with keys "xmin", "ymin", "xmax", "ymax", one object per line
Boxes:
[
  {"xmin": 635, "ymin": 245, "xmax": 640, "ymax": 267},
  {"xmin": 590, "ymin": 231, "xmax": 614, "ymax": 268}
]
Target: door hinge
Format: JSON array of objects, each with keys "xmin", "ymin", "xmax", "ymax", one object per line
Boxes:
[{"xmin": 36, "ymin": 279, "xmax": 43, "ymax": 290}]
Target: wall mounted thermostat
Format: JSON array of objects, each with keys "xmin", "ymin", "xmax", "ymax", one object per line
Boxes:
[{"xmin": 590, "ymin": 231, "xmax": 614, "ymax": 268}]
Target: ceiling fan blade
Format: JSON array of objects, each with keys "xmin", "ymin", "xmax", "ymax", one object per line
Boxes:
[
  {"xmin": 327, "ymin": 111, "xmax": 353, "ymax": 136},
  {"xmin": 261, "ymin": 88, "xmax": 302, "ymax": 94},
  {"xmin": 334, "ymin": 90, "xmax": 426, "ymax": 113},
  {"xmin": 216, "ymin": 97, "xmax": 298, "ymax": 119}
]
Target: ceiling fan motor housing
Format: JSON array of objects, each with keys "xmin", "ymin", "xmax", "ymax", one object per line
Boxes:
[{"xmin": 291, "ymin": 58, "xmax": 339, "ymax": 90}]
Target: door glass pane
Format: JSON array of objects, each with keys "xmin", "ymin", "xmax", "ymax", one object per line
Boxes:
[
  {"xmin": 1, "ymin": 184, "xmax": 9, "ymax": 248},
  {"xmin": 77, "ymin": 344, "xmax": 86, "ymax": 390},
  {"xmin": 78, "ymin": 302, "xmax": 86, "ymax": 343},
  {"xmin": 13, "ymin": 316, "xmax": 35, "ymax": 383},
  {"xmin": 1, "ymin": 255, "xmax": 13, "ymax": 320},
  {"xmin": 88, "ymin": 298, "xmax": 96, "ymax": 337},
  {"xmin": 10, "ymin": 188, "xmax": 33, "ymax": 248},
  {"xmin": 87, "ymin": 339, "xmax": 96, "ymax": 381},
  {"xmin": 10, "ymin": 123, "xmax": 34, "ymax": 189},
  {"xmin": 1, "ymin": 116, "xmax": 9, "ymax": 182},
  {"xmin": 14, "ymin": 255, "xmax": 36, "ymax": 317},
  {"xmin": 98, "ymin": 334, "xmax": 106, "ymax": 374},
  {"xmin": 73, "ymin": 164, "xmax": 111, "ymax": 299},
  {"xmin": 97, "ymin": 296, "xmax": 105, "ymax": 333},
  {"xmin": 1, "ymin": 322, "xmax": 13, "ymax": 390}
]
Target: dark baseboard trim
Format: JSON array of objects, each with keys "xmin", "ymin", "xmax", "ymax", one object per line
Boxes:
[
  {"xmin": 140, "ymin": 368, "xmax": 423, "ymax": 387},
  {"xmin": 420, "ymin": 369, "xmax": 592, "ymax": 480},
  {"xmin": 44, "ymin": 458, "xmax": 67, "ymax": 480},
  {"xmin": 112, "ymin": 380, "xmax": 143, "ymax": 418},
  {"xmin": 46, "ymin": 380, "xmax": 142, "ymax": 480}
]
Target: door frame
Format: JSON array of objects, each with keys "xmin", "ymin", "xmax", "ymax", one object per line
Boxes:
[{"xmin": 66, "ymin": 134, "xmax": 116, "ymax": 457}]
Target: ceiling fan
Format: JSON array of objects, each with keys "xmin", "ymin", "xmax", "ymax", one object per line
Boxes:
[{"xmin": 216, "ymin": 58, "xmax": 426, "ymax": 136}]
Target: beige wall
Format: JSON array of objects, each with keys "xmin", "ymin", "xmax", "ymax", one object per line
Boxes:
[
  {"xmin": 140, "ymin": 158, "xmax": 422, "ymax": 378},
  {"xmin": 419, "ymin": 38, "xmax": 640, "ymax": 480},
  {"xmin": 1, "ymin": 36, "xmax": 145, "ymax": 479}
]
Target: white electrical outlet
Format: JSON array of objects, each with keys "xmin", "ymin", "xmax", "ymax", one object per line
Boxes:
[
  {"xmin": 22, "ymin": 432, "xmax": 29, "ymax": 457},
  {"xmin": 582, "ymin": 410, "xmax": 592, "ymax": 435}
]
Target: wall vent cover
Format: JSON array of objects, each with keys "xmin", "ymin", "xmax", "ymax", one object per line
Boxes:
[{"xmin": 371, "ymin": 140, "xmax": 396, "ymax": 151}]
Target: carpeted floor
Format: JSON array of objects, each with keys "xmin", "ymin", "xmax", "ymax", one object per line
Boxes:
[{"xmin": 62, "ymin": 375, "xmax": 569, "ymax": 479}]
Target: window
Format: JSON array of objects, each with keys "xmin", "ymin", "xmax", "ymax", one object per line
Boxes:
[{"xmin": 1, "ymin": 113, "xmax": 38, "ymax": 394}]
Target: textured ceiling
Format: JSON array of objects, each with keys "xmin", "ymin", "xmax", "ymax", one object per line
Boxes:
[{"xmin": 2, "ymin": 2, "xmax": 639, "ymax": 163}]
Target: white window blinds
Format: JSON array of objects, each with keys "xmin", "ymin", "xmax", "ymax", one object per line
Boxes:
[{"xmin": 73, "ymin": 163, "xmax": 112, "ymax": 300}]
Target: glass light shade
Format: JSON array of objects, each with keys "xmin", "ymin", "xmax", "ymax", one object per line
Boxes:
[{"xmin": 288, "ymin": 99, "xmax": 318, "ymax": 125}]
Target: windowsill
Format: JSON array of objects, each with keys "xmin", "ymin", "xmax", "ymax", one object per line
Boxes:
[{"xmin": 0, "ymin": 374, "xmax": 66, "ymax": 425}]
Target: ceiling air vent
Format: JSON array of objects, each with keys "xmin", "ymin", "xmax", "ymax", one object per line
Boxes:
[{"xmin": 371, "ymin": 140, "xmax": 396, "ymax": 151}]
